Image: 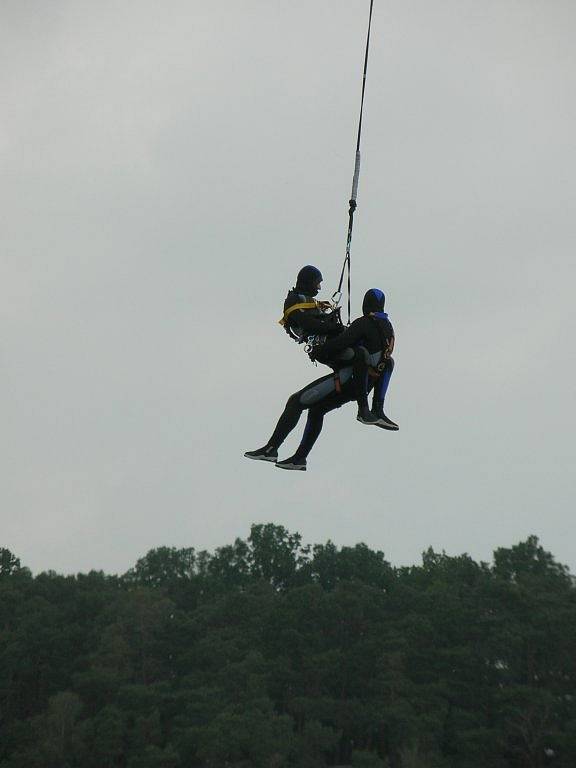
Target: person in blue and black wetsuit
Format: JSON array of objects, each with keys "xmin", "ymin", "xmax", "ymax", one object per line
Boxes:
[{"xmin": 245, "ymin": 288, "xmax": 398, "ymax": 471}]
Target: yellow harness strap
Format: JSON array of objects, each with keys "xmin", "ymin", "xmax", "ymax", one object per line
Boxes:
[{"xmin": 278, "ymin": 301, "xmax": 319, "ymax": 326}]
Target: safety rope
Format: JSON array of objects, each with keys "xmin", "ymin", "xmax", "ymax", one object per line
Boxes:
[{"xmin": 333, "ymin": 0, "xmax": 375, "ymax": 325}]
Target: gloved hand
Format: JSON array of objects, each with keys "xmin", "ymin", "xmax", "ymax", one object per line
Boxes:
[
  {"xmin": 308, "ymin": 347, "xmax": 319, "ymax": 362},
  {"xmin": 329, "ymin": 308, "xmax": 343, "ymax": 327},
  {"xmin": 309, "ymin": 341, "xmax": 329, "ymax": 363}
]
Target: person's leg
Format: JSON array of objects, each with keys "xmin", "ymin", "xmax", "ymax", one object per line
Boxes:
[
  {"xmin": 317, "ymin": 345, "xmax": 377, "ymax": 424},
  {"xmin": 276, "ymin": 387, "xmax": 352, "ymax": 470},
  {"xmin": 312, "ymin": 346, "xmax": 354, "ymax": 370},
  {"xmin": 275, "ymin": 409, "xmax": 324, "ymax": 471},
  {"xmin": 352, "ymin": 348, "xmax": 369, "ymax": 410},
  {"xmin": 353, "ymin": 347, "xmax": 379, "ymax": 425},
  {"xmin": 297, "ymin": 395, "xmax": 347, "ymax": 458},
  {"xmin": 267, "ymin": 392, "xmax": 303, "ymax": 449},
  {"xmin": 245, "ymin": 373, "xmax": 336, "ymax": 462},
  {"xmin": 371, "ymin": 357, "xmax": 398, "ymax": 430}
]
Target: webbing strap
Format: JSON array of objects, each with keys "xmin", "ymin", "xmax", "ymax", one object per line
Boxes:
[
  {"xmin": 278, "ymin": 301, "xmax": 319, "ymax": 326},
  {"xmin": 333, "ymin": 0, "xmax": 375, "ymax": 325}
]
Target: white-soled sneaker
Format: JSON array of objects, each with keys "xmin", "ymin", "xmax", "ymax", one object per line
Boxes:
[
  {"xmin": 373, "ymin": 413, "xmax": 399, "ymax": 431},
  {"xmin": 244, "ymin": 445, "xmax": 278, "ymax": 462},
  {"xmin": 275, "ymin": 455, "xmax": 307, "ymax": 471},
  {"xmin": 357, "ymin": 406, "xmax": 380, "ymax": 425}
]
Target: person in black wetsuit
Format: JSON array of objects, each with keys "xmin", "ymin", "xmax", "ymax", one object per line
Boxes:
[
  {"xmin": 279, "ymin": 265, "xmax": 342, "ymax": 346},
  {"xmin": 280, "ymin": 265, "xmax": 376, "ymax": 416},
  {"xmin": 245, "ymin": 288, "xmax": 398, "ymax": 471}
]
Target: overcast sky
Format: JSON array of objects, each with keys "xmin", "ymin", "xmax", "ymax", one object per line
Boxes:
[{"xmin": 2, "ymin": 0, "xmax": 575, "ymax": 575}]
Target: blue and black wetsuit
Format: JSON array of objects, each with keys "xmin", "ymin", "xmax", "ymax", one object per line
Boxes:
[{"xmin": 267, "ymin": 289, "xmax": 395, "ymax": 460}]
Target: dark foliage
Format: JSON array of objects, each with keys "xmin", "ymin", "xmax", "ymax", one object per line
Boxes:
[{"xmin": 0, "ymin": 527, "xmax": 574, "ymax": 768}]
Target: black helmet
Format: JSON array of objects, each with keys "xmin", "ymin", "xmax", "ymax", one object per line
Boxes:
[
  {"xmin": 296, "ymin": 265, "xmax": 323, "ymax": 297},
  {"xmin": 362, "ymin": 288, "xmax": 385, "ymax": 315}
]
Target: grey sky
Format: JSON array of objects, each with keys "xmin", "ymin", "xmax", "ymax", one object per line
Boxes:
[{"xmin": 2, "ymin": 0, "xmax": 575, "ymax": 575}]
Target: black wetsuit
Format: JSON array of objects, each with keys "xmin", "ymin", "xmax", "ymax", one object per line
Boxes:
[
  {"xmin": 316, "ymin": 312, "xmax": 393, "ymax": 367},
  {"xmin": 282, "ymin": 289, "xmax": 342, "ymax": 346},
  {"xmin": 267, "ymin": 312, "xmax": 395, "ymax": 460}
]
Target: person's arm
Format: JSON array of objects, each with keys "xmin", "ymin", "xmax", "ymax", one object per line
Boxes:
[
  {"xmin": 289, "ymin": 309, "xmax": 341, "ymax": 334},
  {"xmin": 314, "ymin": 317, "xmax": 366, "ymax": 356}
]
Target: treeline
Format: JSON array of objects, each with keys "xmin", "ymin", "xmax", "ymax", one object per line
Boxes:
[{"xmin": 0, "ymin": 525, "xmax": 575, "ymax": 768}]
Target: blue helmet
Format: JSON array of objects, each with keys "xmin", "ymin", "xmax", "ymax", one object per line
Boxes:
[{"xmin": 362, "ymin": 288, "xmax": 385, "ymax": 315}]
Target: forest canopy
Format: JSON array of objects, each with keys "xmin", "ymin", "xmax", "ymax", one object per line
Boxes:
[{"xmin": 0, "ymin": 525, "xmax": 574, "ymax": 768}]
